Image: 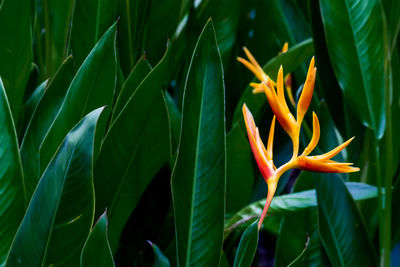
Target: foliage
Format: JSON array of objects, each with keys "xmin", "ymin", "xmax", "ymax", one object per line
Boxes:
[{"xmin": 0, "ymin": 0, "xmax": 398, "ymax": 266}]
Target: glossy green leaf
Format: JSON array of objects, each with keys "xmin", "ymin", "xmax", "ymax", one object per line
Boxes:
[
  {"xmin": 94, "ymin": 46, "xmax": 172, "ymax": 251},
  {"xmin": 39, "ymin": 23, "xmax": 117, "ymax": 176},
  {"xmin": 224, "ymin": 182, "xmax": 378, "ymax": 234},
  {"xmin": 171, "ymin": 20, "xmax": 226, "ymax": 266},
  {"xmin": 233, "ymin": 220, "xmax": 259, "ymax": 267},
  {"xmin": 70, "ymin": 0, "xmax": 117, "ymax": 66},
  {"xmin": 20, "ymin": 57, "xmax": 75, "ymax": 199},
  {"xmin": 320, "ymin": 0, "xmax": 385, "ymax": 138},
  {"xmin": 148, "ymin": 241, "xmax": 171, "ymax": 267},
  {"xmin": 112, "ymin": 55, "xmax": 152, "ymax": 121},
  {"xmin": 232, "ymin": 38, "xmax": 314, "ymax": 125},
  {"xmin": 80, "ymin": 211, "xmax": 115, "ymax": 267},
  {"xmin": 316, "ymin": 173, "xmax": 377, "ymax": 266},
  {"xmin": 0, "ymin": 78, "xmax": 26, "ymax": 264},
  {"xmin": 0, "ymin": 0, "xmax": 33, "ymax": 121},
  {"xmin": 5, "ymin": 108, "xmax": 104, "ymax": 266}
]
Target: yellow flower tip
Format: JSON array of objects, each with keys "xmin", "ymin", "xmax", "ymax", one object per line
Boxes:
[
  {"xmin": 297, "ymin": 66, "xmax": 317, "ymax": 125},
  {"xmin": 266, "ymin": 116, "xmax": 276, "ymax": 161},
  {"xmin": 302, "ymin": 112, "xmax": 320, "ymax": 156},
  {"xmin": 314, "ymin": 136, "xmax": 355, "ymax": 161},
  {"xmin": 282, "ymin": 42, "xmax": 289, "ymax": 53}
]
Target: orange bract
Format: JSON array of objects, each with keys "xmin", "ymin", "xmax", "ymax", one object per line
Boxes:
[{"xmin": 239, "ymin": 47, "xmax": 359, "ymax": 229}]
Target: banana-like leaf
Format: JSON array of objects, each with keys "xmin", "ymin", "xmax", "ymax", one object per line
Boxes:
[
  {"xmin": 225, "ymin": 182, "xmax": 378, "ymax": 234},
  {"xmin": 39, "ymin": 23, "xmax": 117, "ymax": 176},
  {"xmin": 20, "ymin": 57, "xmax": 75, "ymax": 199},
  {"xmin": 171, "ymin": 20, "xmax": 226, "ymax": 266},
  {"xmin": 0, "ymin": 0, "xmax": 32, "ymax": 121},
  {"xmin": 94, "ymin": 46, "xmax": 172, "ymax": 251},
  {"xmin": 5, "ymin": 108, "xmax": 104, "ymax": 266},
  {"xmin": 232, "ymin": 38, "xmax": 314, "ymax": 125},
  {"xmin": 320, "ymin": 0, "xmax": 385, "ymax": 138},
  {"xmin": 316, "ymin": 173, "xmax": 377, "ymax": 266},
  {"xmin": 233, "ymin": 220, "xmax": 259, "ymax": 267},
  {"xmin": 148, "ymin": 241, "xmax": 171, "ymax": 267},
  {"xmin": 0, "ymin": 78, "xmax": 26, "ymax": 264},
  {"xmin": 70, "ymin": 0, "xmax": 117, "ymax": 66},
  {"xmin": 80, "ymin": 211, "xmax": 114, "ymax": 267}
]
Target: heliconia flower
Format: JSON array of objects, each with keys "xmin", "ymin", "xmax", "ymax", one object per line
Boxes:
[{"xmin": 239, "ymin": 50, "xmax": 359, "ymax": 229}]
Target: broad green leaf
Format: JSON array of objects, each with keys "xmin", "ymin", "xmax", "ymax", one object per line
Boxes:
[
  {"xmin": 224, "ymin": 182, "xmax": 378, "ymax": 234},
  {"xmin": 148, "ymin": 241, "xmax": 171, "ymax": 267},
  {"xmin": 39, "ymin": 23, "xmax": 117, "ymax": 176},
  {"xmin": 111, "ymin": 55, "xmax": 152, "ymax": 121},
  {"xmin": 233, "ymin": 220, "xmax": 259, "ymax": 267},
  {"xmin": 382, "ymin": 0, "xmax": 400, "ymax": 50},
  {"xmin": 0, "ymin": 0, "xmax": 32, "ymax": 122},
  {"xmin": 5, "ymin": 108, "xmax": 104, "ymax": 266},
  {"xmin": 171, "ymin": 20, "xmax": 226, "ymax": 266},
  {"xmin": 80, "ymin": 211, "xmax": 114, "ymax": 267},
  {"xmin": 20, "ymin": 57, "xmax": 75, "ymax": 199},
  {"xmin": 70, "ymin": 0, "xmax": 117, "ymax": 66},
  {"xmin": 320, "ymin": 0, "xmax": 385, "ymax": 138},
  {"xmin": 0, "ymin": 78, "xmax": 26, "ymax": 264},
  {"xmin": 316, "ymin": 173, "xmax": 377, "ymax": 266},
  {"xmin": 232, "ymin": 38, "xmax": 314, "ymax": 125},
  {"xmin": 226, "ymin": 125, "xmax": 255, "ymax": 213},
  {"xmin": 36, "ymin": 0, "xmax": 75, "ymax": 76},
  {"xmin": 94, "ymin": 46, "xmax": 172, "ymax": 251}
]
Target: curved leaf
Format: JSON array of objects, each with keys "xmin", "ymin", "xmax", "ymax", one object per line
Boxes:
[
  {"xmin": 39, "ymin": 23, "xmax": 117, "ymax": 176},
  {"xmin": 225, "ymin": 182, "xmax": 378, "ymax": 234},
  {"xmin": 94, "ymin": 46, "xmax": 172, "ymax": 251},
  {"xmin": 316, "ymin": 173, "xmax": 377, "ymax": 266},
  {"xmin": 0, "ymin": 78, "xmax": 26, "ymax": 264},
  {"xmin": 5, "ymin": 107, "xmax": 104, "ymax": 266},
  {"xmin": 233, "ymin": 220, "xmax": 259, "ymax": 267},
  {"xmin": 232, "ymin": 38, "xmax": 314, "ymax": 125},
  {"xmin": 171, "ymin": 20, "xmax": 226, "ymax": 266},
  {"xmin": 70, "ymin": 0, "xmax": 117, "ymax": 66},
  {"xmin": 20, "ymin": 56, "xmax": 75, "ymax": 199},
  {"xmin": 148, "ymin": 241, "xmax": 171, "ymax": 267},
  {"xmin": 80, "ymin": 211, "xmax": 114, "ymax": 267},
  {"xmin": 0, "ymin": 0, "xmax": 32, "ymax": 121},
  {"xmin": 320, "ymin": 0, "xmax": 385, "ymax": 138}
]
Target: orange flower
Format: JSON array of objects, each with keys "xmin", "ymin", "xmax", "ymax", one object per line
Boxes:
[{"xmin": 239, "ymin": 49, "xmax": 359, "ymax": 229}]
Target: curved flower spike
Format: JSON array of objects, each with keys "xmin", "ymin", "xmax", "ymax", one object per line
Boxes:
[{"xmin": 239, "ymin": 49, "xmax": 359, "ymax": 229}]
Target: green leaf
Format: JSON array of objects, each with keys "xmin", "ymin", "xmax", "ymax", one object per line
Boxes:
[
  {"xmin": 70, "ymin": 0, "xmax": 117, "ymax": 66},
  {"xmin": 111, "ymin": 55, "xmax": 152, "ymax": 121},
  {"xmin": 316, "ymin": 173, "xmax": 377, "ymax": 266},
  {"xmin": 80, "ymin": 211, "xmax": 115, "ymax": 267},
  {"xmin": 94, "ymin": 46, "xmax": 172, "ymax": 251},
  {"xmin": 5, "ymin": 108, "xmax": 104, "ymax": 266},
  {"xmin": 171, "ymin": 20, "xmax": 226, "ymax": 266},
  {"xmin": 164, "ymin": 90, "xmax": 181, "ymax": 154},
  {"xmin": 0, "ymin": 0, "xmax": 33, "ymax": 122},
  {"xmin": 232, "ymin": 38, "xmax": 314, "ymax": 125},
  {"xmin": 286, "ymin": 235, "xmax": 311, "ymax": 267},
  {"xmin": 148, "ymin": 241, "xmax": 171, "ymax": 267},
  {"xmin": 233, "ymin": 220, "xmax": 259, "ymax": 267},
  {"xmin": 20, "ymin": 56, "xmax": 75, "ymax": 199},
  {"xmin": 0, "ymin": 78, "xmax": 26, "ymax": 264},
  {"xmin": 320, "ymin": 0, "xmax": 385, "ymax": 138},
  {"xmin": 39, "ymin": 23, "xmax": 117, "ymax": 176},
  {"xmin": 224, "ymin": 182, "xmax": 378, "ymax": 234},
  {"xmin": 382, "ymin": 0, "xmax": 400, "ymax": 49}
]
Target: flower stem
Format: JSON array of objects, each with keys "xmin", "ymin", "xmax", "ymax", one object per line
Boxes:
[{"xmin": 258, "ymin": 179, "xmax": 277, "ymax": 229}]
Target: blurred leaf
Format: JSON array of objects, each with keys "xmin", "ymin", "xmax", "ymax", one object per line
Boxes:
[
  {"xmin": 382, "ymin": 0, "xmax": 400, "ymax": 49},
  {"xmin": 5, "ymin": 108, "xmax": 104, "ymax": 266},
  {"xmin": 81, "ymin": 211, "xmax": 115, "ymax": 267},
  {"xmin": 286, "ymin": 235, "xmax": 310, "ymax": 267},
  {"xmin": 320, "ymin": 0, "xmax": 385, "ymax": 138},
  {"xmin": 39, "ymin": 23, "xmax": 117, "ymax": 175},
  {"xmin": 20, "ymin": 56, "xmax": 75, "ymax": 199},
  {"xmin": 316, "ymin": 173, "xmax": 377, "ymax": 266},
  {"xmin": 0, "ymin": 0, "xmax": 33, "ymax": 122},
  {"xmin": 232, "ymin": 38, "xmax": 314, "ymax": 126},
  {"xmin": 70, "ymin": 0, "xmax": 117, "ymax": 66},
  {"xmin": 171, "ymin": 20, "xmax": 226, "ymax": 266},
  {"xmin": 224, "ymin": 182, "xmax": 378, "ymax": 234},
  {"xmin": 164, "ymin": 91, "xmax": 181, "ymax": 154},
  {"xmin": 226, "ymin": 125, "xmax": 255, "ymax": 213},
  {"xmin": 112, "ymin": 55, "xmax": 152, "ymax": 121},
  {"xmin": 0, "ymin": 78, "xmax": 26, "ymax": 264},
  {"xmin": 94, "ymin": 46, "xmax": 172, "ymax": 251},
  {"xmin": 233, "ymin": 220, "xmax": 259, "ymax": 267},
  {"xmin": 148, "ymin": 241, "xmax": 171, "ymax": 267}
]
